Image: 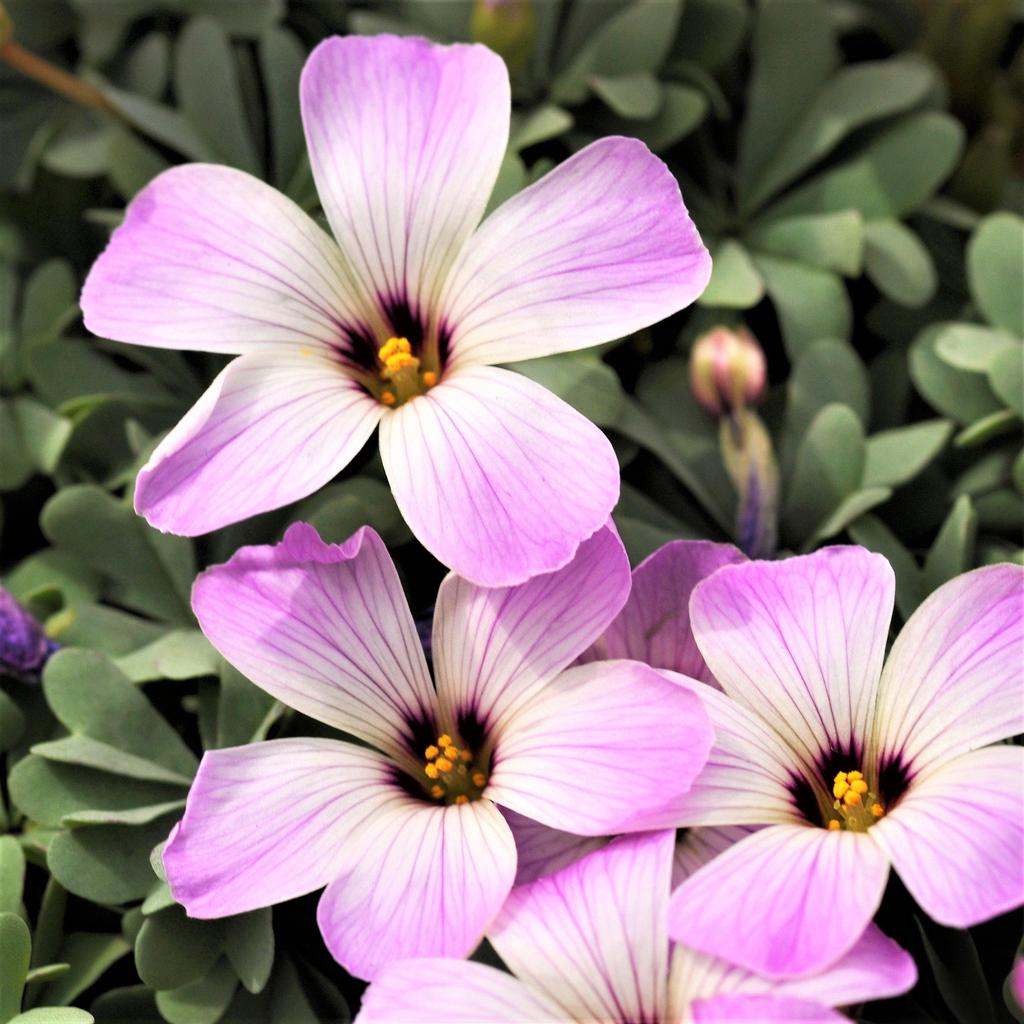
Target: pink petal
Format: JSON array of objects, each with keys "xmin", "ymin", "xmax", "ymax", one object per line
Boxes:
[
  {"xmin": 317, "ymin": 797, "xmax": 516, "ymax": 981},
  {"xmin": 581, "ymin": 540, "xmax": 745, "ymax": 685},
  {"xmin": 82, "ymin": 164, "xmax": 367, "ymax": 354},
  {"xmin": 487, "ymin": 661, "xmax": 713, "ymax": 836},
  {"xmin": 673, "ymin": 825, "xmax": 759, "ymax": 887},
  {"xmin": 870, "ymin": 744, "xmax": 1024, "ymax": 928},
  {"xmin": 440, "ymin": 137, "xmax": 711, "ymax": 369},
  {"xmin": 192, "ymin": 524, "xmax": 435, "ymax": 762},
  {"xmin": 300, "ymin": 35, "xmax": 508, "ymax": 324},
  {"xmin": 693, "ymin": 995, "xmax": 845, "ymax": 1022},
  {"xmin": 135, "ymin": 351, "xmax": 383, "ymax": 536},
  {"xmin": 668, "ymin": 824, "xmax": 889, "ymax": 978},
  {"xmin": 500, "ymin": 807, "xmax": 607, "ymax": 886},
  {"xmin": 432, "ymin": 523, "xmax": 629, "ymax": 729},
  {"xmin": 356, "ymin": 959, "xmax": 566, "ymax": 1022},
  {"xmin": 873, "ymin": 563, "xmax": 1024, "ymax": 772},
  {"xmin": 489, "ymin": 831, "xmax": 675, "ymax": 1024},
  {"xmin": 163, "ymin": 738, "xmax": 393, "ymax": 918},
  {"xmin": 379, "ymin": 365, "xmax": 619, "ymax": 586},
  {"xmin": 662, "ymin": 672, "xmax": 802, "ymax": 827},
  {"xmin": 689, "ymin": 547, "xmax": 894, "ymax": 774}
]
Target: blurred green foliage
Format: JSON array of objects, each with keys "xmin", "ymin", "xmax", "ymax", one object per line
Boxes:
[{"xmin": 0, "ymin": 1, "xmax": 1021, "ymax": 1021}]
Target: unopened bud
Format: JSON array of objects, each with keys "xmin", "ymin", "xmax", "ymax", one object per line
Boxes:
[
  {"xmin": 0, "ymin": 586, "xmax": 56, "ymax": 682},
  {"xmin": 0, "ymin": 4, "xmax": 12, "ymax": 48},
  {"xmin": 471, "ymin": 0, "xmax": 536, "ymax": 75},
  {"xmin": 689, "ymin": 326, "xmax": 767, "ymax": 415}
]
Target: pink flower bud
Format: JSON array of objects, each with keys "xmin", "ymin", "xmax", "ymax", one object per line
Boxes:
[{"xmin": 689, "ymin": 326, "xmax": 767, "ymax": 415}]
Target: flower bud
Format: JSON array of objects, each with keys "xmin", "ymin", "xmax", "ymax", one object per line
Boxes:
[
  {"xmin": 689, "ymin": 326, "xmax": 767, "ymax": 415},
  {"xmin": 471, "ymin": 0, "xmax": 536, "ymax": 75},
  {"xmin": 0, "ymin": 586, "xmax": 55, "ymax": 681}
]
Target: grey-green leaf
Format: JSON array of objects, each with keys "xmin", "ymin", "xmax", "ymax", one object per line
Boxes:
[
  {"xmin": 967, "ymin": 212, "xmax": 1024, "ymax": 336},
  {"xmin": 863, "ymin": 420, "xmax": 953, "ymax": 488},
  {"xmin": 863, "ymin": 220, "xmax": 937, "ymax": 308}
]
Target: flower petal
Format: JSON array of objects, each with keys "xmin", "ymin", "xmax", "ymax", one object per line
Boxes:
[
  {"xmin": 668, "ymin": 824, "xmax": 889, "ymax": 978},
  {"xmin": 661, "ymin": 672, "xmax": 802, "ymax": 827},
  {"xmin": 432, "ymin": 522, "xmax": 629, "ymax": 729},
  {"xmin": 82, "ymin": 164, "xmax": 366, "ymax": 354},
  {"xmin": 692, "ymin": 995, "xmax": 845, "ymax": 1022},
  {"xmin": 192, "ymin": 523, "xmax": 435, "ymax": 762},
  {"xmin": 489, "ymin": 831, "xmax": 675, "ymax": 1024},
  {"xmin": 357, "ymin": 959, "xmax": 567, "ymax": 1023},
  {"xmin": 163, "ymin": 738, "xmax": 392, "ymax": 918},
  {"xmin": 317, "ymin": 797, "xmax": 516, "ymax": 980},
  {"xmin": 581, "ymin": 540, "xmax": 745, "ymax": 683},
  {"xmin": 135, "ymin": 351, "xmax": 383, "ymax": 536},
  {"xmin": 872, "ymin": 563, "xmax": 1024, "ymax": 772},
  {"xmin": 440, "ymin": 137, "xmax": 711, "ymax": 369},
  {"xmin": 690, "ymin": 547, "xmax": 894, "ymax": 774},
  {"xmin": 673, "ymin": 826, "xmax": 759, "ymax": 888},
  {"xmin": 300, "ymin": 35, "xmax": 508, "ymax": 325},
  {"xmin": 500, "ymin": 807, "xmax": 607, "ymax": 886},
  {"xmin": 487, "ymin": 661, "xmax": 713, "ymax": 836},
  {"xmin": 870, "ymin": 744, "xmax": 1024, "ymax": 928},
  {"xmin": 380, "ymin": 365, "xmax": 619, "ymax": 586}
]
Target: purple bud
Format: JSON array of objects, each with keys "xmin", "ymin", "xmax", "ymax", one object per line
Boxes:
[
  {"xmin": 689, "ymin": 326, "xmax": 768, "ymax": 415},
  {"xmin": 0, "ymin": 586, "xmax": 55, "ymax": 682}
]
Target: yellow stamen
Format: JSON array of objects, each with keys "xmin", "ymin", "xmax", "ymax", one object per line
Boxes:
[
  {"xmin": 847, "ymin": 771, "xmax": 863, "ymax": 782},
  {"xmin": 443, "ymin": 745, "xmax": 459, "ymax": 760},
  {"xmin": 833, "ymin": 779, "xmax": 849, "ymax": 799},
  {"xmin": 381, "ymin": 391, "xmax": 396, "ymax": 406},
  {"xmin": 430, "ymin": 784, "xmax": 445, "ymax": 799},
  {"xmin": 423, "ymin": 371, "xmax": 437, "ymax": 386},
  {"xmin": 851, "ymin": 779, "xmax": 868, "ymax": 795},
  {"xmin": 870, "ymin": 803, "xmax": 884, "ymax": 818},
  {"xmin": 843, "ymin": 789, "xmax": 862, "ymax": 806},
  {"xmin": 472, "ymin": 772, "xmax": 487, "ymax": 787},
  {"xmin": 454, "ymin": 795, "xmax": 469, "ymax": 805},
  {"xmin": 829, "ymin": 768, "xmax": 884, "ymax": 831},
  {"xmin": 438, "ymin": 734, "xmax": 452, "ymax": 747},
  {"xmin": 424, "ymin": 745, "xmax": 439, "ymax": 760},
  {"xmin": 424, "ymin": 763, "xmax": 440, "ymax": 779},
  {"xmin": 459, "ymin": 749, "xmax": 472, "ymax": 763},
  {"xmin": 827, "ymin": 819, "xmax": 841, "ymax": 831},
  {"xmin": 436, "ymin": 757, "xmax": 453, "ymax": 773}
]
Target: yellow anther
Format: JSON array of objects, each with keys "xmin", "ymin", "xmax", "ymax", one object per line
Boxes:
[
  {"xmin": 843, "ymin": 789, "xmax": 862, "ymax": 807},
  {"xmin": 424, "ymin": 763, "xmax": 439, "ymax": 779},
  {"xmin": 424, "ymin": 745, "xmax": 439, "ymax": 760},
  {"xmin": 828, "ymin": 819, "xmax": 841, "ymax": 831},
  {"xmin": 436, "ymin": 757, "xmax": 453, "ymax": 773},
  {"xmin": 430, "ymin": 784, "xmax": 445, "ymax": 799},
  {"xmin": 847, "ymin": 771, "xmax": 863, "ymax": 781},
  {"xmin": 851, "ymin": 779, "xmax": 868, "ymax": 795},
  {"xmin": 870, "ymin": 803, "xmax": 884, "ymax": 818},
  {"xmin": 459, "ymin": 749, "xmax": 472, "ymax": 763},
  {"xmin": 383, "ymin": 351, "xmax": 417, "ymax": 377},
  {"xmin": 454, "ymin": 795, "xmax": 469, "ymax": 805},
  {"xmin": 423, "ymin": 371, "xmax": 437, "ymax": 386},
  {"xmin": 472, "ymin": 772, "xmax": 487, "ymax": 788},
  {"xmin": 834, "ymin": 771, "xmax": 848, "ymax": 784},
  {"xmin": 380, "ymin": 391, "xmax": 396, "ymax": 406},
  {"xmin": 378, "ymin": 337, "xmax": 411, "ymax": 361},
  {"xmin": 443, "ymin": 745, "xmax": 459, "ymax": 760},
  {"xmin": 438, "ymin": 734, "xmax": 452, "ymax": 747},
  {"xmin": 833, "ymin": 779, "xmax": 849, "ymax": 799}
]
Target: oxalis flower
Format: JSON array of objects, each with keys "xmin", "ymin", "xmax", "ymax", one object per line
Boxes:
[
  {"xmin": 357, "ymin": 829, "xmax": 917, "ymax": 1023},
  {"xmin": 163, "ymin": 522, "xmax": 713, "ymax": 980},
  {"xmin": 80, "ymin": 34, "xmax": 710, "ymax": 587},
  {"xmin": 660, "ymin": 546, "xmax": 1023, "ymax": 978}
]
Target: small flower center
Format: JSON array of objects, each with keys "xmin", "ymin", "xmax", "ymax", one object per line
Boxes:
[
  {"xmin": 377, "ymin": 337, "xmax": 437, "ymax": 407},
  {"xmin": 826, "ymin": 769, "xmax": 884, "ymax": 832},
  {"xmin": 422, "ymin": 734, "xmax": 488, "ymax": 806}
]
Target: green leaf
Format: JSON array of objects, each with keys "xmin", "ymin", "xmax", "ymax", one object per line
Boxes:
[
  {"xmin": 763, "ymin": 112, "xmax": 965, "ymax": 221},
  {"xmin": 989, "ymin": 345, "xmax": 1024, "ymax": 417},
  {"xmin": 60, "ymin": 802, "xmax": 186, "ymax": 828},
  {"xmin": 754, "ymin": 254, "xmax": 851, "ymax": 356},
  {"xmin": 672, "ymin": 0, "xmax": 748, "ymax": 72},
  {"xmin": 9, "ymin": 1007, "xmax": 94, "ymax": 1022},
  {"xmin": 589, "ymin": 73, "xmax": 662, "ymax": 119},
  {"xmin": 954, "ymin": 408, "xmax": 1020, "ymax": 448},
  {"xmin": 0, "ymin": 401, "xmax": 33, "ymax": 491},
  {"xmin": 174, "ymin": 18, "xmax": 259, "ymax": 173},
  {"xmin": 863, "ymin": 220, "xmax": 937, "ymax": 308},
  {"xmin": 485, "ymin": 152, "xmax": 526, "ymax": 216},
  {"xmin": 593, "ymin": 83, "xmax": 707, "ymax": 151},
  {"xmin": 513, "ymin": 354, "xmax": 623, "ymax": 427},
  {"xmin": 863, "ymin": 420, "xmax": 953, "ymax": 488},
  {"xmin": 910, "ymin": 324, "xmax": 1004, "ymax": 424},
  {"xmin": 737, "ymin": 0, "xmax": 838, "ymax": 203},
  {"xmin": 298, "ymin": 477, "xmax": 411, "ymax": 548},
  {"xmin": 42, "ymin": 649, "xmax": 198, "ymax": 779},
  {"xmin": 847, "ymin": 513, "xmax": 923, "ymax": 619},
  {"xmin": 747, "ymin": 211, "xmax": 863, "ymax": 276},
  {"xmin": 783, "ymin": 404, "xmax": 865, "ymax": 543},
  {"xmin": 19, "ymin": 260, "xmax": 77, "ymax": 348},
  {"xmin": 922, "ymin": 495, "xmax": 977, "ymax": 593},
  {"xmin": 914, "ymin": 917, "xmax": 995, "ymax": 1024},
  {"xmin": 967, "ymin": 212, "xmax": 1024, "ymax": 336},
  {"xmin": 214, "ymin": 663, "xmax": 276, "ymax": 750},
  {"xmin": 106, "ymin": 127, "xmax": 170, "ymax": 200},
  {"xmin": 87, "ymin": 985, "xmax": 159, "ymax": 1021},
  {"xmin": 135, "ymin": 907, "xmax": 224, "ymax": 991},
  {"xmin": 0, "ymin": 912, "xmax": 31, "ymax": 1024},
  {"xmin": 40, "ymin": 487, "xmax": 194, "ymax": 623},
  {"xmin": 39, "ymin": 933, "xmax": 129, "ymax": 1008},
  {"xmin": 225, "ymin": 910, "xmax": 273, "ymax": 995},
  {"xmin": 935, "ymin": 323, "xmax": 1017, "ymax": 372},
  {"xmin": 744, "ymin": 57, "xmax": 935, "ymax": 213},
  {"xmin": 698, "ymin": 240, "xmax": 765, "ymax": 309},
  {"xmin": 510, "ymin": 105, "xmax": 574, "ymax": 152},
  {"xmin": 121, "ymin": 31, "xmax": 170, "ymax": 99},
  {"xmin": 802, "ymin": 486, "xmax": 892, "ymax": 550},
  {"xmin": 0, "ymin": 690, "xmax": 26, "ymax": 753},
  {"xmin": 48, "ymin": 816, "xmax": 176, "ymax": 905},
  {"xmin": 9, "ymin": 398, "xmax": 72, "ymax": 475},
  {"xmin": 114, "ymin": 631, "xmax": 220, "ymax": 684},
  {"xmin": 154, "ymin": 960, "xmax": 237, "ymax": 1024},
  {"xmin": 32, "ymin": 736, "xmax": 191, "ymax": 789},
  {"xmin": 23, "ymin": 963, "xmax": 69, "ymax": 985},
  {"xmin": 102, "ymin": 84, "xmax": 215, "ymax": 162},
  {"xmin": 0, "ymin": 837, "xmax": 25, "ymax": 915},
  {"xmin": 46, "ymin": 605, "xmax": 165, "ymax": 658},
  {"xmin": 258, "ymin": 27, "xmax": 305, "ymax": 188}
]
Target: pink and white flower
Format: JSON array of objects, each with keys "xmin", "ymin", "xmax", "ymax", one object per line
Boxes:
[
  {"xmin": 663, "ymin": 547, "xmax": 1023, "ymax": 978},
  {"xmin": 81, "ymin": 34, "xmax": 710, "ymax": 586},
  {"xmin": 356, "ymin": 829, "xmax": 917, "ymax": 1023},
  {"xmin": 162, "ymin": 521, "xmax": 713, "ymax": 980}
]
